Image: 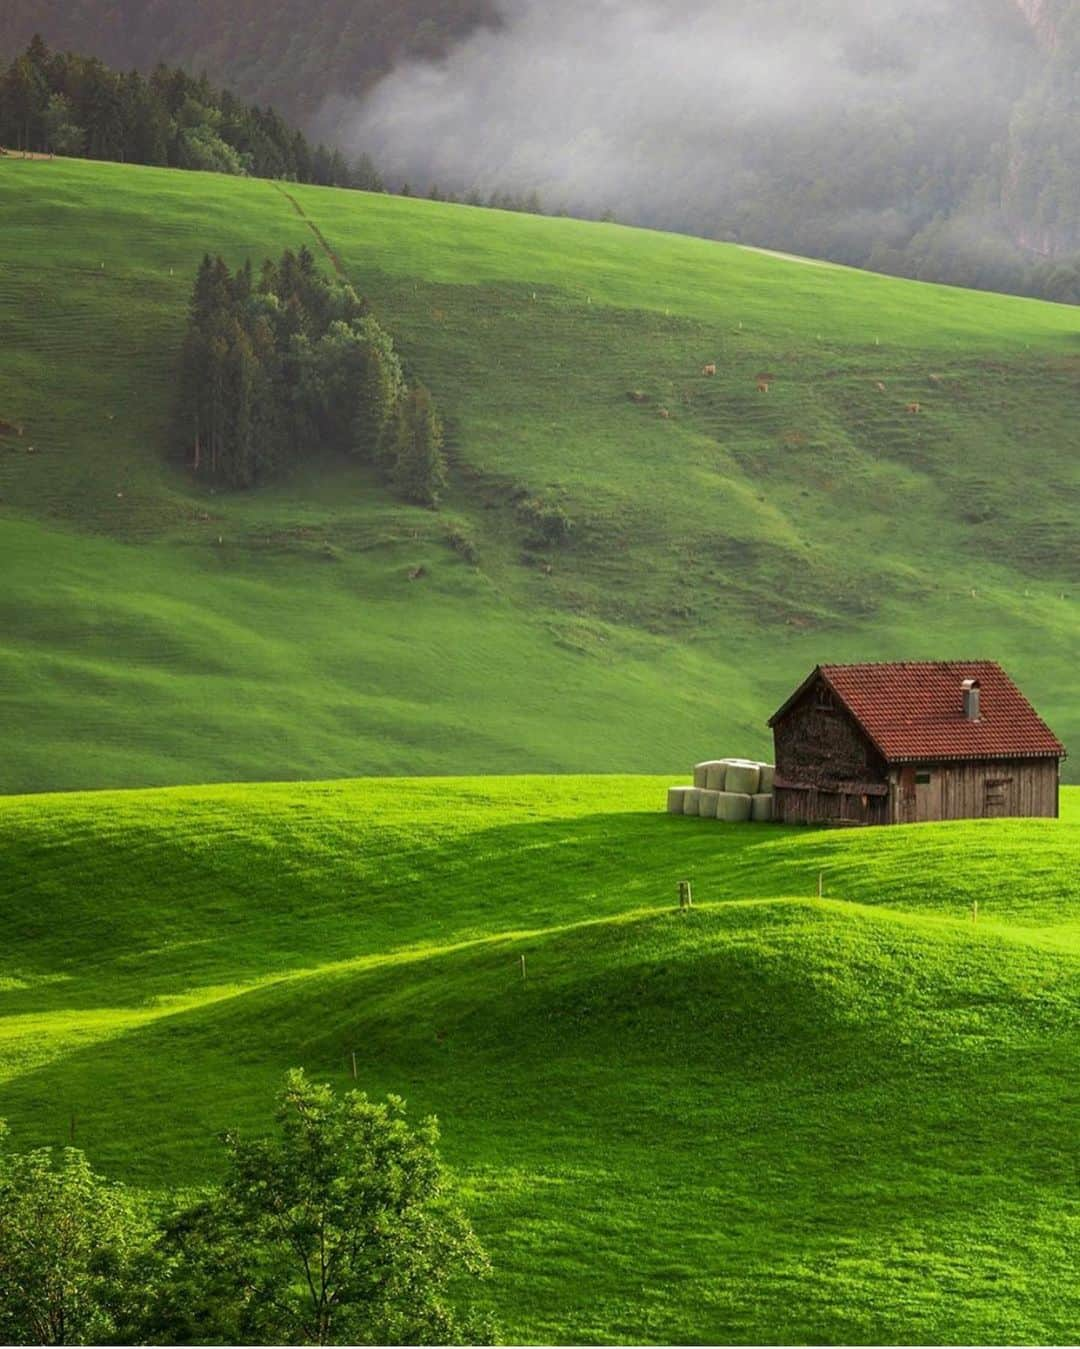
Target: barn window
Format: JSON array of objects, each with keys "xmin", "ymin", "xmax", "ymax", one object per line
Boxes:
[
  {"xmin": 815, "ymin": 686, "xmax": 835, "ymax": 712},
  {"xmin": 915, "ymin": 771, "xmax": 932, "ymax": 785}
]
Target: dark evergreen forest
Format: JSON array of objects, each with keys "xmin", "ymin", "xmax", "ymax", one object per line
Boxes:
[{"xmin": 0, "ymin": 36, "xmax": 380, "ymax": 189}]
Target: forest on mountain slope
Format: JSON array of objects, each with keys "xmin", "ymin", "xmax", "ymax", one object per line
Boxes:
[
  {"xmin": 0, "ymin": 36, "xmax": 379, "ymax": 188},
  {"xmin": 5, "ymin": 0, "xmax": 1080, "ymax": 302},
  {"xmin": 0, "ymin": 0, "xmax": 498, "ymax": 129}
]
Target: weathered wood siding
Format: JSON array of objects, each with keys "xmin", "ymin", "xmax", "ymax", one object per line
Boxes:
[
  {"xmin": 888, "ymin": 758, "xmax": 1060, "ymax": 823},
  {"xmin": 774, "ymin": 784, "xmax": 890, "ymax": 826},
  {"xmin": 772, "ymin": 676, "xmax": 890, "ymax": 825},
  {"xmin": 773, "ymin": 677, "xmax": 887, "ymax": 787}
]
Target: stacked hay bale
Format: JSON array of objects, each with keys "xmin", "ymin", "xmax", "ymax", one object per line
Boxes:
[{"xmin": 667, "ymin": 756, "xmax": 776, "ymax": 823}]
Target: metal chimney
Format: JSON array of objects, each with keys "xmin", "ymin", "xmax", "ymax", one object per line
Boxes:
[{"xmin": 961, "ymin": 678, "xmax": 980, "ymax": 721}]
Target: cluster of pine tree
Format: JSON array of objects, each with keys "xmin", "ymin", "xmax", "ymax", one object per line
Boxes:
[
  {"xmin": 177, "ymin": 246, "xmax": 447, "ymax": 505},
  {"xmin": 0, "ymin": 35, "xmax": 381, "ymax": 188}
]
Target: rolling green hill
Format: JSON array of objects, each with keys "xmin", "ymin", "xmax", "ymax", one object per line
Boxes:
[
  {"xmin": 0, "ymin": 155, "xmax": 1077, "ymax": 793},
  {"xmin": 1, "ymin": 776, "xmax": 1078, "ymax": 1343}
]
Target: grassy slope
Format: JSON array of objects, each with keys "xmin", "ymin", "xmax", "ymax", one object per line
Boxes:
[
  {"xmin": 2, "ymin": 777, "xmax": 1078, "ymax": 1344},
  {"xmin": 0, "ymin": 157, "xmax": 1077, "ymax": 792}
]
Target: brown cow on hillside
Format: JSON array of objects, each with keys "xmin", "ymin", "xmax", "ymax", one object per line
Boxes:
[
  {"xmin": 906, "ymin": 402, "xmax": 921, "ymax": 414},
  {"xmin": 702, "ymin": 363, "xmax": 717, "ymax": 376},
  {"xmin": 757, "ymin": 380, "xmax": 770, "ymax": 394}
]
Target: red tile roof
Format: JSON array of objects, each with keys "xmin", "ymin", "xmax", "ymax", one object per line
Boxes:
[{"xmin": 772, "ymin": 661, "xmax": 1065, "ymax": 762}]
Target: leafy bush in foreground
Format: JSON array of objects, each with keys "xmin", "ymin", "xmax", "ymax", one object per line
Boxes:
[{"xmin": 0, "ymin": 1075, "xmax": 491, "ymax": 1346}]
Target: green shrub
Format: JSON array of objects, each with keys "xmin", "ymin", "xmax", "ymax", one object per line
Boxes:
[{"xmin": 517, "ymin": 498, "xmax": 574, "ymax": 548}]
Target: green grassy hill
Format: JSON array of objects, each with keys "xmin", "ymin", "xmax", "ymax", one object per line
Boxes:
[
  {"xmin": 0, "ymin": 156, "xmax": 1077, "ymax": 793},
  {"xmin": 1, "ymin": 776, "xmax": 1078, "ymax": 1343}
]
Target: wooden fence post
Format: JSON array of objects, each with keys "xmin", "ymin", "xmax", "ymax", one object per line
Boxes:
[{"xmin": 678, "ymin": 880, "xmax": 693, "ymax": 909}]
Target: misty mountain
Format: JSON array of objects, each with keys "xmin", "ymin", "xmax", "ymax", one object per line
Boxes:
[{"xmin": 6, "ymin": 0, "xmax": 1080, "ymax": 299}]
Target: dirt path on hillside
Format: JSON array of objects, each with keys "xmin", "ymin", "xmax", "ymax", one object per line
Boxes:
[
  {"xmin": 268, "ymin": 182, "xmax": 466, "ymax": 476},
  {"xmin": 272, "ymin": 183, "xmax": 349, "ymax": 279}
]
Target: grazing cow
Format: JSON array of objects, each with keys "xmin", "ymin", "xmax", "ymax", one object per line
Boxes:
[
  {"xmin": 875, "ymin": 381, "xmax": 886, "ymax": 392},
  {"xmin": 658, "ymin": 407, "xmax": 671, "ymax": 419},
  {"xmin": 906, "ymin": 401, "xmax": 921, "ymax": 414},
  {"xmin": 757, "ymin": 380, "xmax": 770, "ymax": 394},
  {"xmin": 702, "ymin": 363, "xmax": 717, "ymax": 376}
]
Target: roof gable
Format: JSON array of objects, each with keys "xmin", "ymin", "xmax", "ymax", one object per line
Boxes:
[{"xmin": 770, "ymin": 661, "xmax": 1065, "ymax": 762}]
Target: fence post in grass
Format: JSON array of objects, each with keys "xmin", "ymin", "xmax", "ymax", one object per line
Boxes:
[
  {"xmin": 678, "ymin": 880, "xmax": 693, "ymax": 909},
  {"xmin": 350, "ymin": 1051, "xmax": 358, "ymax": 1081},
  {"xmin": 972, "ymin": 900, "xmax": 978, "ymax": 924},
  {"xmin": 520, "ymin": 954, "xmax": 527, "ymax": 982}
]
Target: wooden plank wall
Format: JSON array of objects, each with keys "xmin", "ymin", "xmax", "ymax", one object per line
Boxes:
[
  {"xmin": 774, "ymin": 786, "xmax": 890, "ymax": 826},
  {"xmin": 887, "ymin": 759, "xmax": 1059, "ymax": 822}
]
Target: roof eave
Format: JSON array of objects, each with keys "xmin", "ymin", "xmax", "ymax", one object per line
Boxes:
[{"xmin": 884, "ymin": 748, "xmax": 1066, "ymax": 764}]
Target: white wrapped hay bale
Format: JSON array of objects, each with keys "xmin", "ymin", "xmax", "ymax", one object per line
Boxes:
[
  {"xmin": 682, "ymin": 788, "xmax": 703, "ymax": 817},
  {"xmin": 693, "ymin": 763, "xmax": 712, "ymax": 789},
  {"xmin": 667, "ymin": 786, "xmax": 694, "ymax": 814},
  {"xmin": 751, "ymin": 793, "xmax": 774, "ymax": 822},
  {"xmin": 723, "ymin": 761, "xmax": 761, "ymax": 795},
  {"xmin": 714, "ymin": 792, "xmax": 753, "ymax": 823},
  {"xmin": 697, "ymin": 789, "xmax": 720, "ymax": 819},
  {"xmin": 758, "ymin": 763, "xmax": 775, "ymax": 794},
  {"xmin": 705, "ymin": 762, "xmax": 727, "ymax": 791}
]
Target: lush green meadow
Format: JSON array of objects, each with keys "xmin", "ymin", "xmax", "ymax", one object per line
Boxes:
[
  {"xmin": 2, "ymin": 148, "xmax": 1078, "ymax": 1346},
  {"xmin": 0, "ymin": 156, "xmax": 1077, "ymax": 792},
  {"xmin": 1, "ymin": 775, "xmax": 1078, "ymax": 1343}
]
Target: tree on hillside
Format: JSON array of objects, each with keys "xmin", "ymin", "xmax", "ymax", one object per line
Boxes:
[
  {"xmin": 174, "ymin": 249, "xmax": 428, "ymax": 493},
  {"xmin": 1, "ymin": 50, "xmax": 46, "ymax": 150},
  {"xmin": 149, "ymin": 1070, "xmax": 493, "ymax": 1346},
  {"xmin": 390, "ymin": 385, "xmax": 447, "ymax": 508},
  {"xmin": 42, "ymin": 92, "xmax": 84, "ymax": 156},
  {"xmin": 0, "ymin": 1123, "xmax": 149, "ymax": 1346},
  {"xmin": 350, "ymin": 317, "xmax": 407, "ymax": 465}
]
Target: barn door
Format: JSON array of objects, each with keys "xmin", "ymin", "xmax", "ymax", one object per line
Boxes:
[
  {"xmin": 899, "ymin": 765, "xmax": 916, "ymax": 823},
  {"xmin": 914, "ymin": 769, "xmax": 942, "ymax": 822},
  {"xmin": 983, "ymin": 777, "xmax": 1013, "ymax": 818}
]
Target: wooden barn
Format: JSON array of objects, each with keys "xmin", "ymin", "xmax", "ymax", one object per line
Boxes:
[{"xmin": 768, "ymin": 661, "xmax": 1065, "ymax": 826}]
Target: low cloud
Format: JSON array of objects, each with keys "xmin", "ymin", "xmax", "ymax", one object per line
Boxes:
[{"xmin": 323, "ymin": 0, "xmax": 1035, "ymax": 249}]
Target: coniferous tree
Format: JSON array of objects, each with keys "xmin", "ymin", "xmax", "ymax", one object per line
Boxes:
[
  {"xmin": 391, "ymin": 385, "xmax": 447, "ymax": 508},
  {"xmin": 351, "ymin": 317, "xmax": 406, "ymax": 465},
  {"xmin": 42, "ymin": 91, "xmax": 83, "ymax": 155}
]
